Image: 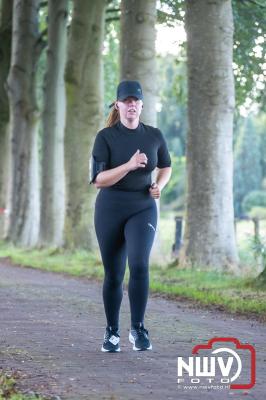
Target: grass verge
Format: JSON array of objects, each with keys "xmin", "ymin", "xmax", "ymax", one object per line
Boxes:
[
  {"xmin": 0, "ymin": 241, "xmax": 265, "ymax": 322},
  {"xmin": 0, "ymin": 369, "xmax": 43, "ymax": 400}
]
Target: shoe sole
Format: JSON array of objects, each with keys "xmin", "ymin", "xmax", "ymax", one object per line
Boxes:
[
  {"xmin": 129, "ymin": 332, "xmax": 152, "ymax": 351},
  {"xmin": 101, "ymin": 346, "xmax": 121, "ymax": 352}
]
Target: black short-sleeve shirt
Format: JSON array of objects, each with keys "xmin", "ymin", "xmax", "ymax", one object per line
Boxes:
[{"xmin": 90, "ymin": 120, "xmax": 171, "ymax": 191}]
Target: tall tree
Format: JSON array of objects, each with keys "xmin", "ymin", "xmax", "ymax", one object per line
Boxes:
[
  {"xmin": 179, "ymin": 0, "xmax": 239, "ymax": 270},
  {"xmin": 64, "ymin": 0, "xmax": 106, "ymax": 249},
  {"xmin": 0, "ymin": 0, "xmax": 12, "ymax": 239},
  {"xmin": 39, "ymin": 0, "xmax": 68, "ymax": 247},
  {"xmin": 6, "ymin": 0, "xmax": 42, "ymax": 246}
]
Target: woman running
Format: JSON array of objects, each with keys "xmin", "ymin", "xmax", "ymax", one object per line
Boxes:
[{"xmin": 90, "ymin": 80, "xmax": 172, "ymax": 352}]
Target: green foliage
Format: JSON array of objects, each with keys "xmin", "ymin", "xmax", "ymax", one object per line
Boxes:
[
  {"xmin": 254, "ymin": 113, "xmax": 266, "ymax": 179},
  {"xmin": 161, "ymin": 154, "xmax": 186, "ymax": 209},
  {"xmin": 234, "ymin": 116, "xmax": 263, "ymax": 216},
  {"xmin": 157, "ymin": 54, "xmax": 187, "ymax": 156},
  {"xmin": 0, "ymin": 369, "xmax": 42, "ymax": 400},
  {"xmin": 157, "ymin": 0, "xmax": 266, "ymax": 109},
  {"xmin": 242, "ymin": 190, "xmax": 266, "ymax": 214},
  {"xmin": 250, "ymin": 234, "xmax": 266, "ymax": 262},
  {"xmin": 249, "ymin": 234, "xmax": 266, "ymax": 285},
  {"xmin": 103, "ymin": 11, "xmax": 120, "ymax": 118},
  {"xmin": 0, "ymin": 370, "xmax": 16, "ymax": 399},
  {"xmin": 248, "ymin": 206, "xmax": 266, "ymax": 219},
  {"xmin": 38, "ymin": 2, "xmax": 48, "ymax": 38},
  {"xmin": 232, "ymin": 0, "xmax": 266, "ymax": 109},
  {"xmin": 157, "ymin": 0, "xmax": 185, "ymax": 27}
]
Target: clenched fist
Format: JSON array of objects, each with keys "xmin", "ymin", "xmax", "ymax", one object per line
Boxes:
[
  {"xmin": 149, "ymin": 182, "xmax": 161, "ymax": 199},
  {"xmin": 127, "ymin": 149, "xmax": 148, "ymax": 171}
]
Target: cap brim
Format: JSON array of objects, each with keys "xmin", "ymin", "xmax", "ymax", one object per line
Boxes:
[
  {"xmin": 109, "ymin": 94, "xmax": 143, "ymax": 108},
  {"xmin": 118, "ymin": 94, "xmax": 142, "ymax": 101}
]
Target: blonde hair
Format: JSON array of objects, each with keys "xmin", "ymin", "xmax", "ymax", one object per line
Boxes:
[{"xmin": 105, "ymin": 104, "xmax": 120, "ymax": 127}]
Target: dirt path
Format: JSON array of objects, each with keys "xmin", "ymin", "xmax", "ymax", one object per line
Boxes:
[{"xmin": 0, "ymin": 260, "xmax": 265, "ymax": 400}]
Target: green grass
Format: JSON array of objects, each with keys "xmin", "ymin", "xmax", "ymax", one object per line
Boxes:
[
  {"xmin": 0, "ymin": 240, "xmax": 265, "ymax": 321},
  {"xmin": 150, "ymin": 263, "xmax": 266, "ymax": 316},
  {"xmin": 159, "ymin": 214, "xmax": 266, "ymax": 270},
  {"xmin": 0, "ymin": 243, "xmax": 104, "ymax": 279},
  {"xmin": 0, "ymin": 369, "xmax": 42, "ymax": 400}
]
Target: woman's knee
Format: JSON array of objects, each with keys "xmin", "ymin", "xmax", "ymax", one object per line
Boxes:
[
  {"xmin": 104, "ymin": 271, "xmax": 124, "ymax": 289},
  {"xmin": 129, "ymin": 262, "xmax": 149, "ymax": 280}
]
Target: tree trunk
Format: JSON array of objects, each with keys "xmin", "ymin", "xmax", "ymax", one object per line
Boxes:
[
  {"xmin": 179, "ymin": 0, "xmax": 239, "ymax": 271},
  {"xmin": 64, "ymin": 0, "xmax": 105, "ymax": 249},
  {"xmin": 6, "ymin": 0, "xmax": 41, "ymax": 247},
  {"xmin": 258, "ymin": 268, "xmax": 266, "ymax": 285},
  {"xmin": 39, "ymin": 0, "xmax": 68, "ymax": 247},
  {"xmin": 120, "ymin": 0, "xmax": 157, "ymax": 126},
  {"xmin": 120, "ymin": 0, "xmax": 164, "ymax": 264},
  {"xmin": 0, "ymin": 0, "xmax": 12, "ymax": 239}
]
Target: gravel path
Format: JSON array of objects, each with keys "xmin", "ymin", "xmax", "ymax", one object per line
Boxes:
[{"xmin": 0, "ymin": 260, "xmax": 265, "ymax": 400}]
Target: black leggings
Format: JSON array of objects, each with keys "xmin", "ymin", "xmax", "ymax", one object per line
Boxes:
[{"xmin": 94, "ymin": 187, "xmax": 157, "ymax": 329}]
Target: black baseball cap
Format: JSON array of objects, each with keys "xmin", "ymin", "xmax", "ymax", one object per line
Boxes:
[{"xmin": 109, "ymin": 80, "xmax": 143, "ymax": 108}]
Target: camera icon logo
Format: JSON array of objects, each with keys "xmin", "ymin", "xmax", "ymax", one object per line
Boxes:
[{"xmin": 177, "ymin": 337, "xmax": 256, "ymax": 390}]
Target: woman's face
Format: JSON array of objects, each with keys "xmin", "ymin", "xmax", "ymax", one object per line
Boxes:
[{"xmin": 116, "ymin": 97, "xmax": 143, "ymax": 121}]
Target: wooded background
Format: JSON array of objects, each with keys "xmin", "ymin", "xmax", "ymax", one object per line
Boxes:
[{"xmin": 0, "ymin": 0, "xmax": 265, "ymax": 274}]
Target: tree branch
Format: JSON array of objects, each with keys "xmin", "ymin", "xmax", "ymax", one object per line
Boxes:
[
  {"xmin": 157, "ymin": 9, "xmax": 177, "ymax": 22},
  {"xmin": 106, "ymin": 8, "xmax": 120, "ymax": 13},
  {"xmin": 105, "ymin": 16, "xmax": 120, "ymax": 23}
]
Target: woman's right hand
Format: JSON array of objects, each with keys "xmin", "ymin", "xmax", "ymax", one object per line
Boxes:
[{"xmin": 127, "ymin": 149, "xmax": 148, "ymax": 171}]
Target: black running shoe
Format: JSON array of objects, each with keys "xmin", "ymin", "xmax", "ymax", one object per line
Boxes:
[
  {"xmin": 129, "ymin": 322, "xmax": 152, "ymax": 351},
  {"xmin": 101, "ymin": 326, "xmax": 120, "ymax": 352}
]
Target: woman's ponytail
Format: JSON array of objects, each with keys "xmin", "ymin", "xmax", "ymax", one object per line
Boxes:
[{"xmin": 105, "ymin": 104, "xmax": 120, "ymax": 127}]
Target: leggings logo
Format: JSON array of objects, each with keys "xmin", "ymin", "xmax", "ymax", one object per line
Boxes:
[{"xmin": 147, "ymin": 222, "xmax": 156, "ymax": 232}]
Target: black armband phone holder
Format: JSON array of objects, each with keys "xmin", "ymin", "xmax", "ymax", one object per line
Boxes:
[{"xmin": 89, "ymin": 156, "xmax": 107, "ymax": 184}]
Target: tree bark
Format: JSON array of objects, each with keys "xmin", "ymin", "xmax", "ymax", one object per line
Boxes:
[
  {"xmin": 64, "ymin": 0, "xmax": 105, "ymax": 249},
  {"xmin": 39, "ymin": 0, "xmax": 68, "ymax": 247},
  {"xmin": 6, "ymin": 0, "xmax": 41, "ymax": 246},
  {"xmin": 120, "ymin": 0, "xmax": 157, "ymax": 126},
  {"xmin": 0, "ymin": 0, "xmax": 12, "ymax": 239},
  {"xmin": 179, "ymin": 0, "xmax": 239, "ymax": 271}
]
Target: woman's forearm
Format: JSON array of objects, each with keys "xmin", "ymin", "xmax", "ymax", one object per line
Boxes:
[
  {"xmin": 94, "ymin": 165, "xmax": 172, "ymax": 190},
  {"xmin": 94, "ymin": 162, "xmax": 131, "ymax": 188},
  {"xmin": 156, "ymin": 167, "xmax": 172, "ymax": 190}
]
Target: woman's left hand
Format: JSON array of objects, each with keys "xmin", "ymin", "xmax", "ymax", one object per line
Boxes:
[{"xmin": 149, "ymin": 182, "xmax": 161, "ymax": 199}]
